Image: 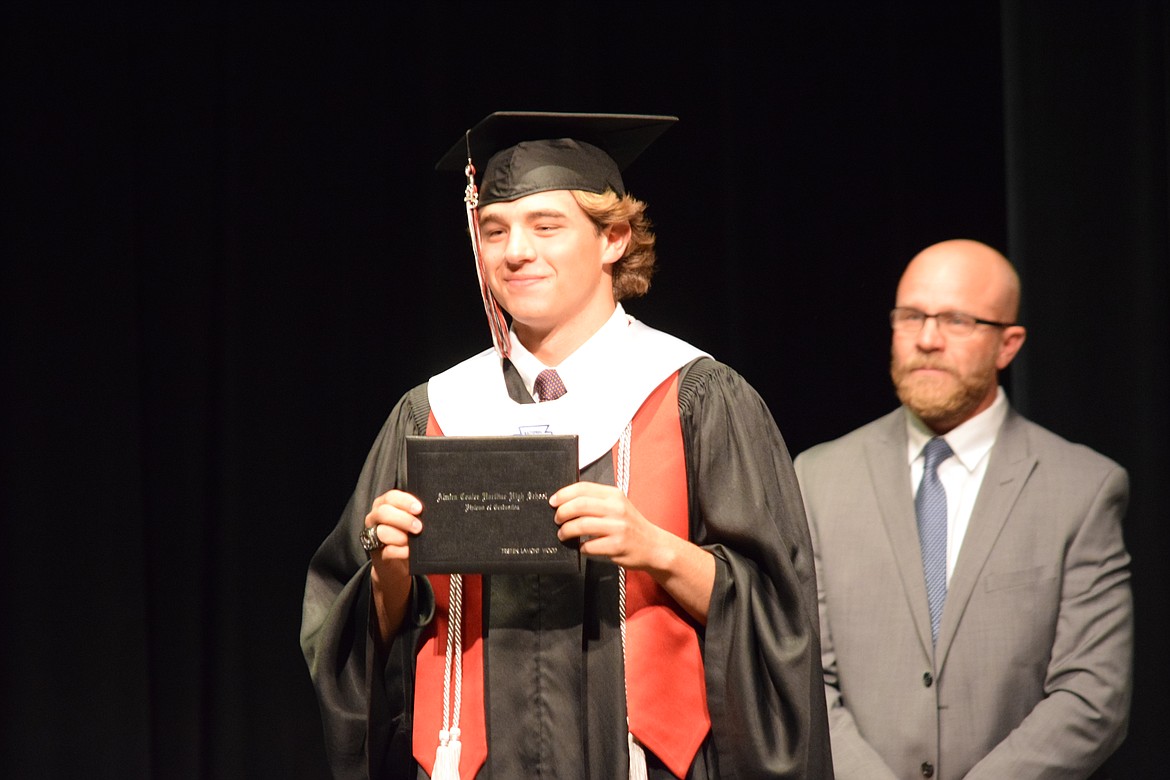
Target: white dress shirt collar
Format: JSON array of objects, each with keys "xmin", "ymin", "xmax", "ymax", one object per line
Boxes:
[
  {"xmin": 905, "ymin": 386, "xmax": 1008, "ymax": 471},
  {"xmin": 507, "ymin": 305, "xmax": 631, "ymax": 401}
]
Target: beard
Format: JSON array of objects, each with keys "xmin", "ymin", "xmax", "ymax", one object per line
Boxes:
[{"xmin": 890, "ymin": 354, "xmax": 998, "ymax": 431}]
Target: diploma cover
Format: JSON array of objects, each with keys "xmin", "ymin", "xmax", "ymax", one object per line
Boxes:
[{"xmin": 405, "ymin": 435, "xmax": 580, "ymax": 574}]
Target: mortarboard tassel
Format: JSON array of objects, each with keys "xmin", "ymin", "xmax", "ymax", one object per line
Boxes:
[{"xmin": 463, "ymin": 162, "xmax": 511, "ymax": 360}]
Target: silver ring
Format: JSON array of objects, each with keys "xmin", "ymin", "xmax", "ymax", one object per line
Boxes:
[{"xmin": 359, "ymin": 526, "xmax": 384, "ymax": 552}]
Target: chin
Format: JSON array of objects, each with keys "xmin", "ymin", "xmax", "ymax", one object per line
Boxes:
[
  {"xmin": 898, "ymin": 375, "xmax": 954, "ymax": 403},
  {"xmin": 508, "ymin": 311, "xmax": 559, "ymax": 336},
  {"xmin": 903, "ymin": 388, "xmax": 991, "ymax": 432},
  {"xmin": 898, "ymin": 381, "xmax": 959, "ymax": 418},
  {"xmin": 909, "ymin": 404, "xmax": 963, "ymax": 430}
]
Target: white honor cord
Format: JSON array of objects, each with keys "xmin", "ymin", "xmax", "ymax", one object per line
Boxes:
[
  {"xmin": 434, "ymin": 424, "xmax": 642, "ymax": 780},
  {"xmin": 433, "ymin": 573, "xmax": 464, "ymax": 780},
  {"xmin": 615, "ymin": 422, "xmax": 648, "ymax": 780}
]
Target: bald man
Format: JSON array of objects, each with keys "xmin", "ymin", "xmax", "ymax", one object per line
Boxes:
[{"xmin": 794, "ymin": 240, "xmax": 1133, "ymax": 779}]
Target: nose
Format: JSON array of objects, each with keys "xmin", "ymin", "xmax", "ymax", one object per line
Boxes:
[
  {"xmin": 503, "ymin": 229, "xmax": 535, "ymax": 264},
  {"xmin": 916, "ymin": 315, "xmax": 946, "ymax": 350}
]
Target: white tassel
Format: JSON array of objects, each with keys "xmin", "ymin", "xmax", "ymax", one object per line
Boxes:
[
  {"xmin": 433, "ymin": 574, "xmax": 464, "ymax": 780},
  {"xmin": 628, "ymin": 731, "xmax": 648, "ymax": 780},
  {"xmin": 617, "ymin": 424, "xmax": 649, "ymax": 780},
  {"xmin": 432, "ymin": 727, "xmax": 462, "ymax": 780}
]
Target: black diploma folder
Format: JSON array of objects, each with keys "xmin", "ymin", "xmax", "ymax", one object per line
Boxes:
[{"xmin": 405, "ymin": 435, "xmax": 580, "ymax": 574}]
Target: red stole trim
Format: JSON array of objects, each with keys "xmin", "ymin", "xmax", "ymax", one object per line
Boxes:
[
  {"xmin": 620, "ymin": 373, "xmax": 711, "ymax": 777},
  {"xmin": 412, "ymin": 374, "xmax": 711, "ymax": 778}
]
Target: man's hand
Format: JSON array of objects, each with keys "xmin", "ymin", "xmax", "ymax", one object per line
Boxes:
[
  {"xmin": 551, "ymin": 481, "xmax": 669, "ymax": 570},
  {"xmin": 551, "ymin": 481, "xmax": 715, "ymax": 624},
  {"xmin": 365, "ymin": 489, "xmax": 423, "ymax": 647}
]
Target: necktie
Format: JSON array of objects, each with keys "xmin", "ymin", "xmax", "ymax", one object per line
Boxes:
[
  {"xmin": 916, "ymin": 436, "xmax": 953, "ymax": 646},
  {"xmin": 533, "ymin": 369, "xmax": 567, "ymax": 402}
]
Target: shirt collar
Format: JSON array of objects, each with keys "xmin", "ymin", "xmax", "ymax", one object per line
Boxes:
[
  {"xmin": 905, "ymin": 386, "xmax": 1009, "ymax": 471},
  {"xmin": 507, "ymin": 304, "xmax": 630, "ymax": 400}
]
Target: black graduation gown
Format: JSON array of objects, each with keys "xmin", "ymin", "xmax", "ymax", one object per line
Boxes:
[{"xmin": 300, "ymin": 357, "xmax": 833, "ymax": 779}]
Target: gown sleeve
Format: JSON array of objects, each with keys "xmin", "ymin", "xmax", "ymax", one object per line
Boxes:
[
  {"xmin": 678, "ymin": 359, "xmax": 834, "ymax": 780},
  {"xmin": 300, "ymin": 385, "xmax": 431, "ymax": 780}
]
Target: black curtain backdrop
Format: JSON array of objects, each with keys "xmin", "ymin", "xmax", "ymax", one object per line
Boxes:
[
  {"xmin": 2, "ymin": 2, "xmax": 1165, "ymax": 778},
  {"xmin": 1002, "ymin": 3, "xmax": 1170, "ymax": 778}
]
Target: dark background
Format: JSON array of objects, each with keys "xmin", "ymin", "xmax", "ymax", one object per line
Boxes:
[{"xmin": 3, "ymin": 2, "xmax": 1166, "ymax": 777}]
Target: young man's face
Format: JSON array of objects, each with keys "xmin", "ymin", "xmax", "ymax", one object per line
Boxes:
[{"xmin": 477, "ymin": 189, "xmax": 625, "ymax": 344}]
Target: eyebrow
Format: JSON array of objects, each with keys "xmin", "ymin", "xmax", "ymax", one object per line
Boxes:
[
  {"xmin": 523, "ymin": 209, "xmax": 568, "ymax": 220},
  {"xmin": 479, "ymin": 209, "xmax": 568, "ymax": 228}
]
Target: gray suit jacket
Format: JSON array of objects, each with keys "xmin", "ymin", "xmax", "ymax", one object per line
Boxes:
[{"xmin": 794, "ymin": 406, "xmax": 1132, "ymax": 780}]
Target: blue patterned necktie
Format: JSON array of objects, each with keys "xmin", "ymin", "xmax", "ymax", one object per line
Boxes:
[
  {"xmin": 533, "ymin": 369, "xmax": 567, "ymax": 402},
  {"xmin": 917, "ymin": 436, "xmax": 953, "ymax": 646}
]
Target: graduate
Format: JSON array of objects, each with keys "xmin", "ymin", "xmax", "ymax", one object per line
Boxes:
[{"xmin": 300, "ymin": 112, "xmax": 832, "ymax": 780}]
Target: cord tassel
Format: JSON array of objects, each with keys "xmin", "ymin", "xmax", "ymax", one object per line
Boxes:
[
  {"xmin": 616, "ymin": 423, "xmax": 650, "ymax": 780},
  {"xmin": 432, "ymin": 727, "xmax": 463, "ymax": 780},
  {"xmin": 628, "ymin": 731, "xmax": 648, "ymax": 780},
  {"xmin": 433, "ymin": 574, "xmax": 464, "ymax": 779}
]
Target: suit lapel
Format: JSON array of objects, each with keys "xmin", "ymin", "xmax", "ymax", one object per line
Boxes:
[
  {"xmin": 935, "ymin": 409, "xmax": 1037, "ymax": 669},
  {"xmin": 865, "ymin": 411, "xmax": 936, "ymax": 658}
]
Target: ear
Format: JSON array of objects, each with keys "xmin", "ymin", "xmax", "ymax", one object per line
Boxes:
[
  {"xmin": 995, "ymin": 325, "xmax": 1027, "ymax": 370},
  {"xmin": 600, "ymin": 221, "xmax": 632, "ymax": 267}
]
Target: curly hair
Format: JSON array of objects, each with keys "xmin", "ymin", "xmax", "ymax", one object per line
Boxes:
[{"xmin": 571, "ymin": 190, "xmax": 656, "ymax": 301}]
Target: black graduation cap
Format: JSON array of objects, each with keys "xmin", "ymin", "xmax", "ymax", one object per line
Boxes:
[{"xmin": 435, "ymin": 111, "xmax": 677, "ymax": 207}]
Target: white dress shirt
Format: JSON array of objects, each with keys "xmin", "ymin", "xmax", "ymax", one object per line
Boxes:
[
  {"xmin": 507, "ymin": 305, "xmax": 633, "ymax": 402},
  {"xmin": 905, "ymin": 387, "xmax": 1009, "ymax": 580}
]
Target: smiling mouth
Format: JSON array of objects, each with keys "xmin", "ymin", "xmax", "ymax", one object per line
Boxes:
[{"xmin": 505, "ymin": 276, "xmax": 546, "ymax": 287}]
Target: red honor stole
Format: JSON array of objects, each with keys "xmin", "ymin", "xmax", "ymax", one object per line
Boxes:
[{"xmin": 412, "ymin": 372, "xmax": 711, "ymax": 778}]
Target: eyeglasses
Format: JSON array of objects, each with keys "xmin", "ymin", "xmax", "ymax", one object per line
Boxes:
[{"xmin": 890, "ymin": 307, "xmax": 1015, "ymax": 338}]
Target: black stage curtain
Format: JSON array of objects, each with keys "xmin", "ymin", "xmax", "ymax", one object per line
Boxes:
[
  {"xmin": 1002, "ymin": 2, "xmax": 1169, "ymax": 776},
  {"xmin": 2, "ymin": 3, "xmax": 1164, "ymax": 777}
]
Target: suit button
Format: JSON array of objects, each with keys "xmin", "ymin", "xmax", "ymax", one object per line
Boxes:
[
  {"xmin": 921, "ymin": 761, "xmax": 935, "ymax": 777},
  {"xmin": 923, "ymin": 671, "xmax": 934, "ymax": 687}
]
